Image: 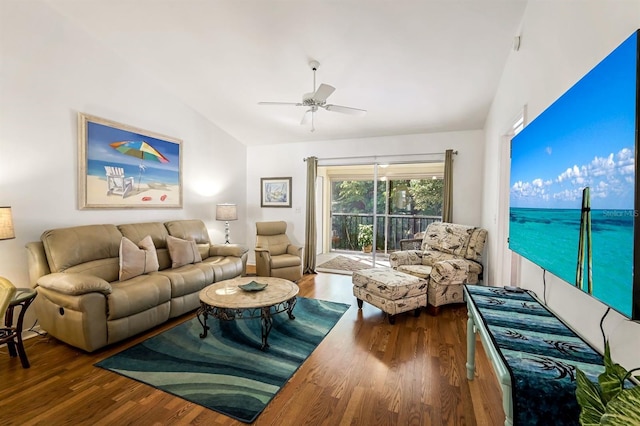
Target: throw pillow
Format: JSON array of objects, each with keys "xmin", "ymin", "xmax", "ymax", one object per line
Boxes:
[
  {"xmin": 166, "ymin": 235, "xmax": 202, "ymax": 268},
  {"xmin": 119, "ymin": 235, "xmax": 160, "ymax": 281}
]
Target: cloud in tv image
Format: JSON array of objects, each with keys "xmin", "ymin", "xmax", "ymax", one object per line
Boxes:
[{"xmin": 509, "ymin": 31, "xmax": 637, "ymax": 318}]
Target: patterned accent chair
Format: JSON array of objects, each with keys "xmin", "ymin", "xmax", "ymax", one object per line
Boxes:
[{"xmin": 389, "ymin": 222, "xmax": 487, "ymax": 314}]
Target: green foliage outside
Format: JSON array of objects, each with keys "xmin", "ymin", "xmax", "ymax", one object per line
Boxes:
[
  {"xmin": 331, "ymin": 178, "xmax": 443, "ymax": 216},
  {"xmin": 330, "ymin": 178, "xmax": 443, "ymax": 251},
  {"xmin": 357, "ymin": 224, "xmax": 374, "ymax": 248}
]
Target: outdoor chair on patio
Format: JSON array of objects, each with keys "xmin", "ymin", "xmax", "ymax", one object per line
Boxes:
[
  {"xmin": 398, "ymin": 231, "xmax": 425, "ymax": 251},
  {"xmin": 105, "ymin": 166, "xmax": 135, "ymax": 198}
]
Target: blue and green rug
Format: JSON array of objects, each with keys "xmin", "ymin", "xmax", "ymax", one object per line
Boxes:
[{"xmin": 96, "ymin": 297, "xmax": 350, "ymax": 423}]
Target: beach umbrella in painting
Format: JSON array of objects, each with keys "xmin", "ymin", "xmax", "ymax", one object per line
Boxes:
[{"xmin": 109, "ymin": 140, "xmax": 169, "ymax": 189}]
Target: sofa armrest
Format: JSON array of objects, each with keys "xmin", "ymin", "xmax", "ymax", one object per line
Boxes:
[
  {"xmin": 26, "ymin": 241, "xmax": 51, "ymax": 287},
  {"xmin": 287, "ymin": 244, "xmax": 302, "ymax": 256},
  {"xmin": 210, "ymin": 244, "xmax": 249, "ymax": 258},
  {"xmin": 254, "ymin": 248, "xmax": 272, "ymax": 276},
  {"xmin": 389, "ymin": 250, "xmax": 422, "ymax": 268},
  {"xmin": 36, "ymin": 273, "xmax": 112, "ymax": 296}
]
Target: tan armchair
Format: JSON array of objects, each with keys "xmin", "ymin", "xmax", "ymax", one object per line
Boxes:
[{"xmin": 255, "ymin": 221, "xmax": 303, "ymax": 282}]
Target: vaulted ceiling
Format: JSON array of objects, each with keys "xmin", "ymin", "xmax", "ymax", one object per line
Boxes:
[{"xmin": 47, "ymin": 0, "xmax": 527, "ymax": 145}]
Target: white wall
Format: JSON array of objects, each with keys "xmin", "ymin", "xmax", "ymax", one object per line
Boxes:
[
  {"xmin": 482, "ymin": 0, "xmax": 640, "ymax": 369},
  {"xmin": 245, "ymin": 130, "xmax": 485, "ymax": 264},
  {"xmin": 0, "ymin": 2, "xmax": 247, "ymax": 301}
]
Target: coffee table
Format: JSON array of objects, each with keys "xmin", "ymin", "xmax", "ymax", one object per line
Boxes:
[{"xmin": 197, "ymin": 276, "xmax": 298, "ymax": 350}]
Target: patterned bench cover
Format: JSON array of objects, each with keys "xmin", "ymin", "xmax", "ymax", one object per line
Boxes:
[{"xmin": 464, "ymin": 285, "xmax": 608, "ymax": 425}]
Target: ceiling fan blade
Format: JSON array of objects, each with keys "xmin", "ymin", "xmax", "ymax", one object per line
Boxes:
[
  {"xmin": 324, "ymin": 104, "xmax": 367, "ymax": 116},
  {"xmin": 258, "ymin": 101, "xmax": 303, "ymax": 106},
  {"xmin": 301, "ymin": 110, "xmax": 311, "ymax": 125},
  {"xmin": 313, "ymin": 84, "xmax": 335, "ymax": 102}
]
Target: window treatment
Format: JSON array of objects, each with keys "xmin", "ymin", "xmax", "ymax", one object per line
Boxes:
[
  {"xmin": 303, "ymin": 156, "xmax": 318, "ymax": 274},
  {"xmin": 442, "ymin": 149, "xmax": 454, "ymax": 223}
]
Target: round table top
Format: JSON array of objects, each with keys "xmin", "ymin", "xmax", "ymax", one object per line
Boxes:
[
  {"xmin": 199, "ymin": 276, "xmax": 298, "ymax": 309},
  {"xmin": 11, "ymin": 288, "xmax": 37, "ymax": 305}
]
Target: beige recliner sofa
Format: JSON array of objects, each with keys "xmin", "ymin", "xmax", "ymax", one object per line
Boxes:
[
  {"xmin": 389, "ymin": 222, "xmax": 487, "ymax": 314},
  {"xmin": 254, "ymin": 221, "xmax": 303, "ymax": 282},
  {"xmin": 26, "ymin": 219, "xmax": 248, "ymax": 352}
]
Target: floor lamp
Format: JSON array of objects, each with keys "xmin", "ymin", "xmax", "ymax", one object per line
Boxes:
[{"xmin": 216, "ymin": 203, "xmax": 237, "ymax": 244}]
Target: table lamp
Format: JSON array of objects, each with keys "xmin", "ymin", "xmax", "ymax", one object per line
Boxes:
[{"xmin": 216, "ymin": 203, "xmax": 237, "ymax": 244}]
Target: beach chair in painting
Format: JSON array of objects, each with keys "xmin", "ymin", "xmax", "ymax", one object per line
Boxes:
[{"xmin": 105, "ymin": 166, "xmax": 135, "ymax": 198}]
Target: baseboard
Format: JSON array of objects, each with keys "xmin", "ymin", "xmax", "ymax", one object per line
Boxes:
[
  {"xmin": 23, "ymin": 325, "xmax": 44, "ymax": 340},
  {"xmin": 0, "ymin": 325, "xmax": 44, "ymax": 351}
]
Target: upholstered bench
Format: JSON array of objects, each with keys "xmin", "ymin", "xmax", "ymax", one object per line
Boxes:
[{"xmin": 352, "ymin": 267, "xmax": 428, "ymax": 324}]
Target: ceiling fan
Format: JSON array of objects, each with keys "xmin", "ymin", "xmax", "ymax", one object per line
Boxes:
[{"xmin": 258, "ymin": 60, "xmax": 367, "ymax": 132}]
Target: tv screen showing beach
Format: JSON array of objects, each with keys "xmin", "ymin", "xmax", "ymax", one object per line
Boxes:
[{"xmin": 509, "ymin": 31, "xmax": 638, "ymax": 319}]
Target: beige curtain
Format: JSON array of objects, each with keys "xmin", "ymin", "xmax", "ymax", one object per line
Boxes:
[
  {"xmin": 303, "ymin": 156, "xmax": 318, "ymax": 274},
  {"xmin": 442, "ymin": 149, "xmax": 454, "ymax": 223}
]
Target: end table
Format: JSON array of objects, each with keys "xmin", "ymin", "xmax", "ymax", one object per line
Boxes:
[{"xmin": 2, "ymin": 287, "xmax": 37, "ymax": 368}]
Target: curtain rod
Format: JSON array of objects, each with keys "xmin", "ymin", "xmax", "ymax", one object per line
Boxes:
[{"xmin": 303, "ymin": 150, "xmax": 457, "ymax": 162}]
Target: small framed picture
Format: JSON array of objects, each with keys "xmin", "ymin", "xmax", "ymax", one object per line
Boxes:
[{"xmin": 260, "ymin": 177, "xmax": 292, "ymax": 208}]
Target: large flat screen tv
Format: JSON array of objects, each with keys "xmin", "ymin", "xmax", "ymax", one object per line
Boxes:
[{"xmin": 509, "ymin": 30, "xmax": 639, "ymax": 320}]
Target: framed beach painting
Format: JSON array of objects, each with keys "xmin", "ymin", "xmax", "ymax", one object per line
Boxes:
[
  {"xmin": 260, "ymin": 177, "xmax": 292, "ymax": 207},
  {"xmin": 78, "ymin": 113, "xmax": 183, "ymax": 209}
]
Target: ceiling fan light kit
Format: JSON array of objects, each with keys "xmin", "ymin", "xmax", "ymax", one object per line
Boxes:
[{"xmin": 258, "ymin": 60, "xmax": 366, "ymax": 132}]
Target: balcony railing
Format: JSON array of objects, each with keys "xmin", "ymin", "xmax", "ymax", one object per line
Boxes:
[{"xmin": 330, "ymin": 213, "xmax": 441, "ymax": 252}]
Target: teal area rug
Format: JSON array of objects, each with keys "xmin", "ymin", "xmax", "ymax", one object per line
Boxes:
[{"xmin": 96, "ymin": 297, "xmax": 350, "ymax": 423}]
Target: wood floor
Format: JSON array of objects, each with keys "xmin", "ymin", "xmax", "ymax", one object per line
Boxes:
[{"xmin": 0, "ymin": 270, "xmax": 504, "ymax": 426}]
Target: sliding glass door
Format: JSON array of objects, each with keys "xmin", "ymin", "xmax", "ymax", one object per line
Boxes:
[{"xmin": 320, "ymin": 162, "xmax": 444, "ymax": 261}]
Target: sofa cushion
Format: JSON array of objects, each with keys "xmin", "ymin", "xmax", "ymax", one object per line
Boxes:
[
  {"xmin": 119, "ymin": 235, "xmax": 160, "ymax": 281},
  {"xmin": 63, "ymin": 258, "xmax": 121, "ymax": 283},
  {"xmin": 41, "ymin": 224, "xmax": 121, "ymax": 281},
  {"xmin": 118, "ymin": 222, "xmax": 171, "ymax": 270},
  {"xmin": 165, "ymin": 220, "xmax": 211, "ymax": 259},
  {"xmin": 421, "ymin": 222, "xmax": 475, "ymax": 257},
  {"xmin": 154, "ymin": 263, "xmax": 214, "ymax": 298},
  {"xmin": 107, "ymin": 274, "xmax": 171, "ymax": 320},
  {"xmin": 167, "ymin": 235, "xmax": 202, "ymax": 268},
  {"xmin": 396, "ymin": 264, "xmax": 432, "ymax": 279},
  {"xmin": 165, "ymin": 219, "xmax": 210, "ymax": 243},
  {"xmin": 202, "ymin": 256, "xmax": 244, "ymax": 281}
]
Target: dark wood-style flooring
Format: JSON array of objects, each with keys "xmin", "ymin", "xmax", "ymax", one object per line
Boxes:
[{"xmin": 0, "ymin": 270, "xmax": 504, "ymax": 425}]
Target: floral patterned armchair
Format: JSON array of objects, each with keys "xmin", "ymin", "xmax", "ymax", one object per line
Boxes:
[{"xmin": 389, "ymin": 222, "xmax": 487, "ymax": 314}]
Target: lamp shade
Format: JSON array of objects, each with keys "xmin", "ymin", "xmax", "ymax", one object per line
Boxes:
[
  {"xmin": 0, "ymin": 206, "xmax": 15, "ymax": 240},
  {"xmin": 216, "ymin": 204, "xmax": 238, "ymax": 221}
]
